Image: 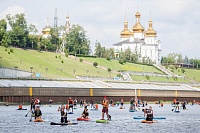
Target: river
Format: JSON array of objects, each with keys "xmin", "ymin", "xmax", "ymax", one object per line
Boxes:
[{"xmin": 0, "ymin": 103, "xmax": 199, "ymax": 133}]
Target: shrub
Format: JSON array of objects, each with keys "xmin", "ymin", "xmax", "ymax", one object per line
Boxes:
[
  {"xmin": 119, "ymin": 59, "xmax": 124, "ymax": 64},
  {"xmin": 8, "ymin": 52, "xmax": 10, "ymax": 54},
  {"xmin": 10, "ymin": 49, "xmax": 14, "ymax": 53},
  {"xmin": 61, "ymin": 60, "xmax": 64, "ymax": 63},
  {"xmin": 59, "ymin": 55, "xmax": 61, "ymax": 59},
  {"xmin": 145, "ymin": 75, "xmax": 150, "ymax": 81},
  {"xmin": 117, "ymin": 73, "xmax": 122, "ymax": 78},
  {"xmin": 5, "ymin": 49, "xmax": 7, "ymax": 52},
  {"xmin": 107, "ymin": 68, "xmax": 111, "ymax": 72},
  {"xmin": 106, "ymin": 57, "xmax": 110, "ymax": 61},
  {"xmin": 65, "ymin": 53, "xmax": 68, "ymax": 57},
  {"xmin": 181, "ymin": 68, "xmax": 186, "ymax": 73},
  {"xmin": 55, "ymin": 55, "xmax": 57, "ymax": 58},
  {"xmin": 93, "ymin": 62, "xmax": 98, "ymax": 67},
  {"xmin": 80, "ymin": 58, "xmax": 83, "ymax": 62}
]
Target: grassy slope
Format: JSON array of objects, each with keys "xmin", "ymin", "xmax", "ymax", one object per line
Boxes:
[
  {"xmin": 0, "ymin": 46, "xmax": 117, "ymax": 78},
  {"xmin": 81, "ymin": 57, "xmax": 163, "ymax": 74}
]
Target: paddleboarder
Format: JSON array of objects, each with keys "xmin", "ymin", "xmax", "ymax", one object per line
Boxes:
[
  {"xmin": 101, "ymin": 96, "xmax": 110, "ymax": 120},
  {"xmin": 34, "ymin": 105, "xmax": 42, "ymax": 120}
]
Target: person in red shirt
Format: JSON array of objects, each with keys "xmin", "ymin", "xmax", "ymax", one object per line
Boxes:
[{"xmin": 68, "ymin": 97, "xmax": 74, "ymax": 112}]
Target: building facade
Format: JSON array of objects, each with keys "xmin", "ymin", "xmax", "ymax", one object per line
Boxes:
[{"xmin": 113, "ymin": 11, "xmax": 161, "ymax": 64}]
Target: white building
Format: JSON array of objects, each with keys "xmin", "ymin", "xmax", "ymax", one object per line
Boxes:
[{"xmin": 113, "ymin": 11, "xmax": 161, "ymax": 64}]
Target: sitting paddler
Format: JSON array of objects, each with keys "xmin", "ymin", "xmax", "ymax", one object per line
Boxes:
[
  {"xmin": 143, "ymin": 106, "xmax": 153, "ymax": 121},
  {"xmin": 81, "ymin": 106, "xmax": 89, "ymax": 118},
  {"xmin": 18, "ymin": 104, "xmax": 23, "ymax": 110},
  {"xmin": 34, "ymin": 105, "xmax": 42, "ymax": 120},
  {"xmin": 61, "ymin": 107, "xmax": 69, "ymax": 123}
]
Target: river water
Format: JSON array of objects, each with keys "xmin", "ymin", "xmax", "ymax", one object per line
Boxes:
[{"xmin": 0, "ymin": 104, "xmax": 199, "ymax": 133}]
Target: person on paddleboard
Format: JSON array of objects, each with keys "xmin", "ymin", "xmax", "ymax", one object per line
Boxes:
[
  {"xmin": 68, "ymin": 97, "xmax": 74, "ymax": 112},
  {"xmin": 73, "ymin": 98, "xmax": 77, "ymax": 108},
  {"xmin": 80, "ymin": 99, "xmax": 83, "ymax": 107},
  {"xmin": 175, "ymin": 99, "xmax": 180, "ymax": 111},
  {"xmin": 81, "ymin": 106, "xmax": 89, "ymax": 118},
  {"xmin": 101, "ymin": 96, "xmax": 110, "ymax": 120},
  {"xmin": 143, "ymin": 106, "xmax": 153, "ymax": 121},
  {"xmin": 61, "ymin": 106, "xmax": 68, "ymax": 123},
  {"xmin": 129, "ymin": 98, "xmax": 135, "ymax": 110},
  {"xmin": 34, "ymin": 105, "xmax": 42, "ymax": 120},
  {"xmin": 18, "ymin": 104, "xmax": 23, "ymax": 110},
  {"xmin": 30, "ymin": 97, "xmax": 35, "ymax": 113}
]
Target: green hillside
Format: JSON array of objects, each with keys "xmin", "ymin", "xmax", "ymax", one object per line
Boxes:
[{"xmin": 0, "ymin": 46, "xmax": 199, "ymax": 83}]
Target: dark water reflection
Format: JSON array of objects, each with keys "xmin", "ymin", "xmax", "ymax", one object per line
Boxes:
[{"xmin": 0, "ymin": 104, "xmax": 199, "ymax": 133}]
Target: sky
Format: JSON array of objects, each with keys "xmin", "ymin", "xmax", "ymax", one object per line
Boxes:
[{"xmin": 0, "ymin": 0, "xmax": 200, "ymax": 59}]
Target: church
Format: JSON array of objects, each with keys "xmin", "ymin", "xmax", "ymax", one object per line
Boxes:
[{"xmin": 113, "ymin": 11, "xmax": 161, "ymax": 64}]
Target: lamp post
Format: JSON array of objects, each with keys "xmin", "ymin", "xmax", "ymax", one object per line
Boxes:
[
  {"xmin": 0, "ymin": 57, "xmax": 2, "ymax": 66},
  {"xmin": 30, "ymin": 67, "xmax": 33, "ymax": 78},
  {"xmin": 45, "ymin": 68, "xmax": 48, "ymax": 78}
]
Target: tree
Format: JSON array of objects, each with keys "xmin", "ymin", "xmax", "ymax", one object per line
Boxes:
[
  {"xmin": 0, "ymin": 19, "xmax": 7, "ymax": 46},
  {"xmin": 6, "ymin": 13, "xmax": 29, "ymax": 47},
  {"xmin": 66, "ymin": 24, "xmax": 90, "ymax": 55},
  {"xmin": 94, "ymin": 41, "xmax": 102, "ymax": 58}
]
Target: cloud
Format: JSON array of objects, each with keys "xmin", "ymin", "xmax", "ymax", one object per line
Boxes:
[{"xmin": 0, "ymin": 5, "xmax": 25, "ymax": 19}]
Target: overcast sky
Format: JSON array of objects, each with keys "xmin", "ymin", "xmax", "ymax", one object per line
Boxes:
[{"xmin": 0, "ymin": 0, "xmax": 200, "ymax": 59}]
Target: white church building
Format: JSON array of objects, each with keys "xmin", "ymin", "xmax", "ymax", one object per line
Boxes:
[{"xmin": 113, "ymin": 11, "xmax": 161, "ymax": 64}]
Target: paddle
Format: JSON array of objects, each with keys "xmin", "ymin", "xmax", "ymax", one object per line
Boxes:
[
  {"xmin": 29, "ymin": 115, "xmax": 32, "ymax": 122},
  {"xmin": 25, "ymin": 110, "xmax": 30, "ymax": 117}
]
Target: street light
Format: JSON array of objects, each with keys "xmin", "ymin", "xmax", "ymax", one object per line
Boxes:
[
  {"xmin": 30, "ymin": 67, "xmax": 33, "ymax": 78},
  {"xmin": 45, "ymin": 68, "xmax": 48, "ymax": 78},
  {"xmin": 0, "ymin": 57, "xmax": 2, "ymax": 66}
]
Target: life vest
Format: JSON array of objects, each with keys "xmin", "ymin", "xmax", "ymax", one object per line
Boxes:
[
  {"xmin": 102, "ymin": 100, "xmax": 108, "ymax": 108},
  {"xmin": 95, "ymin": 104, "xmax": 98, "ymax": 109},
  {"xmin": 66, "ymin": 104, "xmax": 69, "ymax": 109},
  {"xmin": 19, "ymin": 104, "xmax": 22, "ymax": 109},
  {"xmin": 69, "ymin": 99, "xmax": 73, "ymax": 104}
]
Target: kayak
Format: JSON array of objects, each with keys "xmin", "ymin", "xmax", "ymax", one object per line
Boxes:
[
  {"xmin": 50, "ymin": 122, "xmax": 78, "ymax": 125},
  {"xmin": 77, "ymin": 117, "xmax": 90, "ymax": 121},
  {"xmin": 68, "ymin": 112, "xmax": 74, "ymax": 114},
  {"xmin": 129, "ymin": 109, "xmax": 137, "ymax": 112},
  {"xmin": 34, "ymin": 118, "xmax": 44, "ymax": 122},
  {"xmin": 96, "ymin": 119, "xmax": 109, "ymax": 123},
  {"xmin": 133, "ymin": 116, "xmax": 166, "ymax": 120},
  {"xmin": 142, "ymin": 120, "xmax": 157, "ymax": 123},
  {"xmin": 17, "ymin": 108, "xmax": 27, "ymax": 110},
  {"xmin": 174, "ymin": 110, "xmax": 180, "ymax": 113}
]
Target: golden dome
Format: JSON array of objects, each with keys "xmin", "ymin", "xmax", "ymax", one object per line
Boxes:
[
  {"xmin": 132, "ymin": 23, "xmax": 144, "ymax": 33},
  {"xmin": 132, "ymin": 11, "xmax": 145, "ymax": 33},
  {"xmin": 42, "ymin": 27, "xmax": 51, "ymax": 34},
  {"xmin": 145, "ymin": 19, "xmax": 157, "ymax": 37},
  {"xmin": 135, "ymin": 11, "xmax": 141, "ymax": 18},
  {"xmin": 120, "ymin": 20, "xmax": 131, "ymax": 38}
]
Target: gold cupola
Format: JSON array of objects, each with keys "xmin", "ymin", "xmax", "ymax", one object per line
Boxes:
[
  {"xmin": 131, "ymin": 11, "xmax": 145, "ymax": 33},
  {"xmin": 145, "ymin": 19, "xmax": 157, "ymax": 37},
  {"xmin": 120, "ymin": 20, "xmax": 131, "ymax": 38},
  {"xmin": 42, "ymin": 18, "xmax": 51, "ymax": 35}
]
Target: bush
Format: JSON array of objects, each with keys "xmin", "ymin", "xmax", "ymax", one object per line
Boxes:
[
  {"xmin": 106, "ymin": 57, "xmax": 110, "ymax": 61},
  {"xmin": 117, "ymin": 73, "xmax": 122, "ymax": 78},
  {"xmin": 8, "ymin": 52, "xmax": 10, "ymax": 54},
  {"xmin": 119, "ymin": 59, "xmax": 124, "ymax": 64},
  {"xmin": 80, "ymin": 58, "xmax": 83, "ymax": 62},
  {"xmin": 61, "ymin": 60, "xmax": 64, "ymax": 63},
  {"xmin": 59, "ymin": 55, "xmax": 61, "ymax": 59},
  {"xmin": 181, "ymin": 68, "xmax": 186, "ymax": 73},
  {"xmin": 55, "ymin": 55, "xmax": 57, "ymax": 58},
  {"xmin": 93, "ymin": 62, "xmax": 98, "ymax": 67},
  {"xmin": 65, "ymin": 53, "xmax": 68, "ymax": 57},
  {"xmin": 107, "ymin": 68, "xmax": 111, "ymax": 72},
  {"xmin": 10, "ymin": 49, "xmax": 14, "ymax": 53}
]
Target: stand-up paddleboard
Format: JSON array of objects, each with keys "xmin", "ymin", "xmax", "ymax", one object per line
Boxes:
[
  {"xmin": 133, "ymin": 116, "xmax": 166, "ymax": 120},
  {"xmin": 34, "ymin": 118, "xmax": 44, "ymax": 122},
  {"xmin": 17, "ymin": 108, "xmax": 27, "ymax": 110},
  {"xmin": 129, "ymin": 110, "xmax": 137, "ymax": 112},
  {"xmin": 68, "ymin": 112, "xmax": 74, "ymax": 114},
  {"xmin": 90, "ymin": 109, "xmax": 98, "ymax": 111},
  {"xmin": 174, "ymin": 110, "xmax": 180, "ymax": 113},
  {"xmin": 50, "ymin": 122, "xmax": 78, "ymax": 125},
  {"xmin": 77, "ymin": 117, "xmax": 90, "ymax": 121},
  {"xmin": 96, "ymin": 119, "xmax": 109, "ymax": 123},
  {"xmin": 141, "ymin": 120, "xmax": 157, "ymax": 123}
]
